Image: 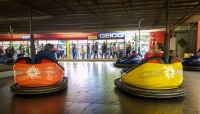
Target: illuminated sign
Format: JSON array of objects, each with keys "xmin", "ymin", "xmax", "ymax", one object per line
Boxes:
[
  {"xmin": 22, "ymin": 36, "xmax": 30, "ymax": 40},
  {"xmin": 88, "ymin": 36, "xmax": 97, "ymax": 40},
  {"xmin": 98, "ymin": 32, "xmax": 125, "ymax": 39}
]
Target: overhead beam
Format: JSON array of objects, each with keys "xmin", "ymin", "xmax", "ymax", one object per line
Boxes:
[
  {"xmin": 172, "ymin": 0, "xmax": 199, "ymax": 5},
  {"xmin": 155, "ymin": 6, "xmax": 166, "ymax": 29},
  {"xmin": 129, "ymin": 0, "xmax": 134, "ymax": 11},
  {"xmin": 77, "ymin": 0, "xmax": 95, "ymax": 14},
  {"xmin": 150, "ymin": 0, "xmax": 169, "ymax": 28},
  {"xmin": 0, "ymin": 7, "xmax": 9, "ymax": 11},
  {"xmin": 100, "ymin": 0, "xmax": 164, "ymax": 6},
  {"xmin": 52, "ymin": 0, "xmax": 75, "ymax": 14},
  {"xmin": 7, "ymin": 0, "xmax": 51, "ymax": 16},
  {"xmin": 172, "ymin": 2, "xmax": 200, "ymax": 30},
  {"xmin": 0, "ymin": 16, "xmax": 52, "ymax": 22},
  {"xmin": 121, "ymin": 0, "xmax": 128, "ymax": 12},
  {"xmin": 90, "ymin": 0, "xmax": 105, "ymax": 13},
  {"xmin": 190, "ymin": 21, "xmax": 197, "ymax": 30}
]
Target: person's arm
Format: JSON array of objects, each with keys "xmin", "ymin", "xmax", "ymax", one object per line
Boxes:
[
  {"xmin": 51, "ymin": 53, "xmax": 58, "ymax": 62},
  {"xmin": 143, "ymin": 52, "xmax": 152, "ymax": 60}
]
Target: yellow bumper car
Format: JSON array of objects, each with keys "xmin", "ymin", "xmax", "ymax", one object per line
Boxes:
[
  {"xmin": 114, "ymin": 56, "xmax": 187, "ymax": 98},
  {"xmin": 10, "ymin": 57, "xmax": 68, "ymax": 94}
]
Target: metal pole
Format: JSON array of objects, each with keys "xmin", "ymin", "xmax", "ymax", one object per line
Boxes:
[
  {"xmin": 135, "ymin": 33, "xmax": 137, "ymax": 51},
  {"xmin": 9, "ymin": 26, "xmax": 13, "ymax": 48},
  {"xmin": 164, "ymin": 0, "xmax": 169, "ymax": 63},
  {"xmin": 138, "ymin": 19, "xmax": 144, "ymax": 53},
  {"xmin": 138, "ymin": 24, "xmax": 140, "ymax": 53},
  {"xmin": 187, "ymin": 24, "xmax": 190, "ymax": 53},
  {"xmin": 9, "ymin": 26, "xmax": 13, "ymax": 47},
  {"xmin": 29, "ymin": 0, "xmax": 35, "ymax": 58}
]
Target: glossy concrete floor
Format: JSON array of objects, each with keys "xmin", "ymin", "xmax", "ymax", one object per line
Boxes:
[{"xmin": 0, "ymin": 62, "xmax": 200, "ymax": 114}]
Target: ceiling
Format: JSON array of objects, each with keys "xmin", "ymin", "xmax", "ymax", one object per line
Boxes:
[{"xmin": 0, "ymin": 0, "xmax": 200, "ymax": 34}]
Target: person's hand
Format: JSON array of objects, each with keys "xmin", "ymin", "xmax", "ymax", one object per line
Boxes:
[{"xmin": 148, "ymin": 50, "xmax": 153, "ymax": 53}]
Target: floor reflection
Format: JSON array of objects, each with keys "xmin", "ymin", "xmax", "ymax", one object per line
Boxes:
[{"xmin": 0, "ymin": 62, "xmax": 199, "ymax": 113}]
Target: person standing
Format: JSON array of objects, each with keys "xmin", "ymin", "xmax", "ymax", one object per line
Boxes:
[
  {"xmin": 81, "ymin": 45, "xmax": 85, "ymax": 59},
  {"xmin": 93, "ymin": 42, "xmax": 98, "ymax": 59},
  {"xmin": 126, "ymin": 41, "xmax": 132, "ymax": 57},
  {"xmin": 109, "ymin": 43, "xmax": 114, "ymax": 58},
  {"xmin": 40, "ymin": 43, "xmax": 44, "ymax": 50},
  {"xmin": 26, "ymin": 46, "xmax": 29, "ymax": 57},
  {"xmin": 101, "ymin": 41, "xmax": 107, "ymax": 59},
  {"xmin": 19, "ymin": 44, "xmax": 25, "ymax": 54},
  {"xmin": 91, "ymin": 44, "xmax": 94, "ymax": 57},
  {"xmin": 87, "ymin": 43, "xmax": 91, "ymax": 59},
  {"xmin": 72, "ymin": 44, "xmax": 77, "ymax": 59},
  {"xmin": 56, "ymin": 45, "xmax": 61, "ymax": 59},
  {"xmin": 60, "ymin": 46, "xmax": 65, "ymax": 59},
  {"xmin": 113, "ymin": 43, "xmax": 118, "ymax": 59}
]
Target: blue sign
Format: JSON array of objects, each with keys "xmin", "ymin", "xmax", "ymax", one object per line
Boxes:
[
  {"xmin": 59, "ymin": 40, "xmax": 65, "ymax": 44},
  {"xmin": 98, "ymin": 32, "xmax": 125, "ymax": 39}
]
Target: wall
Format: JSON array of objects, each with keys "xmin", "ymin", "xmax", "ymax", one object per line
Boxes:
[
  {"xmin": 188, "ymin": 31, "xmax": 197, "ymax": 52},
  {"xmin": 175, "ymin": 32, "xmax": 188, "ymax": 58},
  {"xmin": 174, "ymin": 30, "xmax": 196, "ymax": 58},
  {"xmin": 149, "ymin": 29, "xmax": 197, "ymax": 59}
]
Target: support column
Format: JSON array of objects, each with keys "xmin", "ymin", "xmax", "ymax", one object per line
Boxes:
[
  {"xmin": 197, "ymin": 21, "xmax": 200, "ymax": 51},
  {"xmin": 66, "ymin": 40, "xmax": 70, "ymax": 59},
  {"xmin": 29, "ymin": 0, "xmax": 35, "ymax": 58}
]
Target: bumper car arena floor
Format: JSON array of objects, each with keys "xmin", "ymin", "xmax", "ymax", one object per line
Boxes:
[{"xmin": 0, "ymin": 61, "xmax": 200, "ymax": 114}]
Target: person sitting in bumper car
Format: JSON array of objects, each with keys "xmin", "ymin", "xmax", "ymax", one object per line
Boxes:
[
  {"xmin": 36, "ymin": 43, "xmax": 57, "ymax": 62},
  {"xmin": 143, "ymin": 43, "xmax": 164, "ymax": 61}
]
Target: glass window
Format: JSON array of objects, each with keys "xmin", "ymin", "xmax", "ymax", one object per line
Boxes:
[
  {"xmin": 39, "ymin": 40, "xmax": 47, "ymax": 45},
  {"xmin": 77, "ymin": 40, "xmax": 87, "ymax": 52},
  {"xmin": 58, "ymin": 40, "xmax": 66, "ymax": 56},
  {"xmin": 2, "ymin": 41, "xmax": 10, "ymax": 50},
  {"xmin": 47, "ymin": 40, "xmax": 58, "ymax": 45}
]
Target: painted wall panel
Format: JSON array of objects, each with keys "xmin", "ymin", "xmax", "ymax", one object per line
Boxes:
[
  {"xmin": 188, "ymin": 31, "xmax": 196, "ymax": 53},
  {"xmin": 149, "ymin": 31, "xmax": 165, "ymax": 49},
  {"xmin": 175, "ymin": 32, "xmax": 188, "ymax": 58}
]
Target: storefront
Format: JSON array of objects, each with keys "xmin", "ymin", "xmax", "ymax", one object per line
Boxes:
[
  {"xmin": 0, "ymin": 33, "xmax": 96, "ymax": 58},
  {"xmin": 0, "ymin": 31, "xmax": 151, "ymax": 59}
]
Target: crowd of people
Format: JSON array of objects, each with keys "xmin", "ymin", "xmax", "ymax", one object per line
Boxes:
[
  {"xmin": 0, "ymin": 41, "xmax": 141, "ymax": 61},
  {"xmin": 0, "ymin": 46, "xmax": 16, "ymax": 59},
  {"xmin": 71, "ymin": 41, "xmax": 138, "ymax": 59},
  {"xmin": 1, "ymin": 41, "xmax": 199, "ymax": 62}
]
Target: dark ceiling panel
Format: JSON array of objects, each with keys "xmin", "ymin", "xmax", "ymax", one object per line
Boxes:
[{"xmin": 0, "ymin": 0, "xmax": 199, "ymax": 34}]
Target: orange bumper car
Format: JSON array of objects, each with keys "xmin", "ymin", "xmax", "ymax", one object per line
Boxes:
[{"xmin": 10, "ymin": 57, "xmax": 68, "ymax": 94}]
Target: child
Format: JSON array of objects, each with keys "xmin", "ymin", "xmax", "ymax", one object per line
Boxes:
[
  {"xmin": 143, "ymin": 43, "xmax": 164, "ymax": 60},
  {"xmin": 129, "ymin": 50, "xmax": 138, "ymax": 57},
  {"xmin": 36, "ymin": 43, "xmax": 57, "ymax": 62},
  {"xmin": 81, "ymin": 45, "xmax": 85, "ymax": 59}
]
